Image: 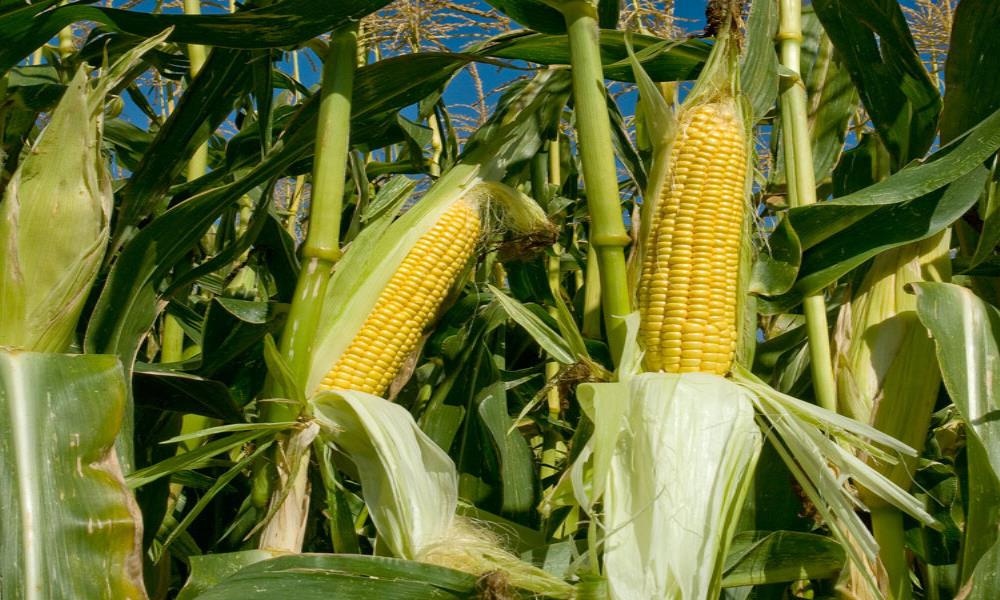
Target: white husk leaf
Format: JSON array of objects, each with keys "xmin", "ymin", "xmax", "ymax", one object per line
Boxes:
[
  {"xmin": 579, "ymin": 372, "xmax": 762, "ymax": 600},
  {"xmin": 310, "ymin": 390, "xmax": 457, "ymax": 559},
  {"xmin": 309, "ymin": 390, "xmax": 574, "ymax": 597}
]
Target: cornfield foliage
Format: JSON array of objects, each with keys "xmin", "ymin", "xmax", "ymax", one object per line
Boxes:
[{"xmin": 2, "ymin": 0, "xmax": 1000, "ymax": 598}]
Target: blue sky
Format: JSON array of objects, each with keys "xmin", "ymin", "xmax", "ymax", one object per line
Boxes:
[{"xmin": 111, "ymin": 1, "xmax": 714, "ymax": 130}]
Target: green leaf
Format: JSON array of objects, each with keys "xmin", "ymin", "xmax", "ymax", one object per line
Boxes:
[
  {"xmin": 177, "ymin": 550, "xmax": 278, "ymax": 600},
  {"xmin": 192, "ymin": 554, "xmax": 478, "ymax": 600},
  {"xmin": 940, "ymin": 0, "xmax": 1000, "ymax": 144},
  {"xmin": 0, "ymin": 0, "xmax": 394, "ymax": 73},
  {"xmin": 86, "ymin": 53, "xmax": 472, "ymax": 363},
  {"xmin": 912, "ymin": 282, "xmax": 1000, "ymax": 584},
  {"xmin": 161, "ymin": 439, "xmax": 273, "ymax": 552},
  {"xmin": 200, "ymin": 298, "xmax": 286, "ymax": 377},
  {"xmin": 482, "ymin": 0, "xmax": 565, "ymax": 34},
  {"xmin": 749, "ymin": 217, "xmax": 801, "ymax": 296},
  {"xmin": 721, "ymin": 530, "xmax": 844, "ymax": 587},
  {"xmin": 132, "ymin": 364, "xmax": 244, "ymax": 420},
  {"xmin": 112, "ymin": 47, "xmax": 255, "ymax": 243},
  {"xmin": 787, "ymin": 104, "xmax": 1000, "ymax": 251},
  {"xmin": 768, "ymin": 166, "xmax": 988, "ymax": 311},
  {"xmin": 812, "ymin": 0, "xmax": 940, "ymax": 168},
  {"xmin": 489, "ymin": 285, "xmax": 575, "ymax": 364},
  {"xmin": 482, "ymin": 30, "xmax": 709, "ymax": 83},
  {"xmin": 908, "ymin": 284, "xmax": 1000, "ymax": 476},
  {"xmin": 125, "ymin": 427, "xmax": 285, "ymax": 489},
  {"xmin": 0, "ymin": 351, "xmax": 145, "ymax": 599},
  {"xmin": 477, "ymin": 382, "xmax": 536, "ymax": 517},
  {"xmin": 960, "ymin": 533, "xmax": 1000, "ymax": 600}
]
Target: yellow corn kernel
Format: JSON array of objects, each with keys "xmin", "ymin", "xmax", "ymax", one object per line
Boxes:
[
  {"xmin": 318, "ymin": 199, "xmax": 480, "ymax": 395},
  {"xmin": 638, "ymin": 99, "xmax": 747, "ymax": 375}
]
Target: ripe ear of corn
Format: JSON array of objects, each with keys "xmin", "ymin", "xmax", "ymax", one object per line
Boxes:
[
  {"xmin": 304, "ymin": 70, "xmax": 568, "ymax": 396},
  {"xmin": 305, "ymin": 181, "xmax": 552, "ymax": 396},
  {"xmin": 638, "ymin": 96, "xmax": 749, "ymax": 375},
  {"xmin": 318, "ymin": 199, "xmax": 480, "ymax": 396}
]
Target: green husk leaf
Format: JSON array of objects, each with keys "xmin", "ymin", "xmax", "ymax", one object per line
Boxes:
[
  {"xmin": 0, "ymin": 31, "xmax": 170, "ymax": 352},
  {"xmin": 833, "ymin": 232, "xmax": 951, "ymax": 491}
]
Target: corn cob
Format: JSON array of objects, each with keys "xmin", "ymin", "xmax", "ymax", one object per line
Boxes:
[
  {"xmin": 317, "ymin": 199, "xmax": 480, "ymax": 395},
  {"xmin": 638, "ymin": 98, "xmax": 747, "ymax": 375}
]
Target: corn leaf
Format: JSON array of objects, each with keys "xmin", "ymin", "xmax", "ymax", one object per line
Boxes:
[
  {"xmin": 189, "ymin": 554, "xmax": 479, "ymax": 600},
  {"xmin": 765, "ymin": 165, "xmax": 989, "ymax": 313},
  {"xmin": 176, "ymin": 550, "xmax": 278, "ymax": 600},
  {"xmin": 490, "ymin": 285, "xmax": 575, "ymax": 364},
  {"xmin": 0, "ymin": 0, "xmax": 394, "ymax": 73},
  {"xmin": 812, "ymin": 0, "xmax": 940, "ymax": 168},
  {"xmin": 482, "ymin": 30, "xmax": 708, "ymax": 83},
  {"xmin": 912, "ymin": 282, "xmax": 1000, "ymax": 583},
  {"xmin": 939, "ymin": 0, "xmax": 1000, "ymax": 145},
  {"xmin": 0, "ymin": 351, "xmax": 146, "ymax": 599}
]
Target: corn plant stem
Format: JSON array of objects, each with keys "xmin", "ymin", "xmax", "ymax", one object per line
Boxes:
[
  {"xmin": 581, "ymin": 242, "xmax": 603, "ymax": 339},
  {"xmin": 287, "ymin": 50, "xmax": 306, "ymax": 237},
  {"xmin": 179, "ymin": 0, "xmax": 212, "ymax": 445},
  {"xmin": 313, "ymin": 438, "xmax": 361, "ymax": 553},
  {"xmin": 871, "ymin": 507, "xmax": 912, "ymax": 600},
  {"xmin": 531, "ymin": 151, "xmax": 563, "ymax": 419},
  {"xmin": 256, "ymin": 26, "xmax": 358, "ymax": 554},
  {"xmin": 183, "ymin": 0, "xmax": 209, "ymax": 184},
  {"xmin": 533, "ymin": 146, "xmax": 564, "ymax": 479},
  {"xmin": 268, "ymin": 24, "xmax": 359, "ymax": 422},
  {"xmin": 561, "ymin": 1, "xmax": 632, "ymax": 366},
  {"xmin": 57, "ymin": 12, "xmax": 73, "ymax": 58},
  {"xmin": 777, "ymin": 0, "xmax": 837, "ymax": 415}
]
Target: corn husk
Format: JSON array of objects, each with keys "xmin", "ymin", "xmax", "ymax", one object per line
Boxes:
[
  {"xmin": 572, "ymin": 373, "xmax": 761, "ymax": 600},
  {"xmin": 0, "ymin": 68, "xmax": 110, "ymax": 352},
  {"xmin": 310, "ymin": 390, "xmax": 573, "ymax": 598},
  {"xmin": 540, "ymin": 308, "xmax": 936, "ymax": 600},
  {"xmin": 311, "ymin": 390, "xmax": 455, "ymax": 559},
  {"xmin": 833, "ymin": 232, "xmax": 951, "ymax": 491},
  {"xmin": 0, "ymin": 31, "xmax": 170, "ymax": 352}
]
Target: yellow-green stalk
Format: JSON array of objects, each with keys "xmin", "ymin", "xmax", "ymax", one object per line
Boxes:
[
  {"xmin": 257, "ymin": 24, "xmax": 360, "ymax": 554},
  {"xmin": 777, "ymin": 0, "xmax": 838, "ymax": 412},
  {"xmin": 546, "ymin": 0, "xmax": 633, "ymax": 364},
  {"xmin": 174, "ymin": 0, "xmax": 212, "ymax": 446}
]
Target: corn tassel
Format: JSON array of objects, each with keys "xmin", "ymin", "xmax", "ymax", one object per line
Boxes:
[
  {"xmin": 318, "ymin": 199, "xmax": 480, "ymax": 396},
  {"xmin": 638, "ymin": 98, "xmax": 748, "ymax": 375}
]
